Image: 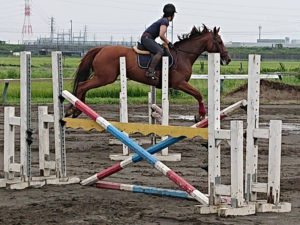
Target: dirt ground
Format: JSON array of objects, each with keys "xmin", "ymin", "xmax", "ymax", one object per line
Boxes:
[{"xmin": 0, "ymin": 102, "xmax": 299, "ymax": 225}]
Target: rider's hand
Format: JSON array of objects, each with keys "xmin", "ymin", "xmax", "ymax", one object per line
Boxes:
[{"xmin": 168, "ymin": 42, "xmax": 175, "ymax": 49}]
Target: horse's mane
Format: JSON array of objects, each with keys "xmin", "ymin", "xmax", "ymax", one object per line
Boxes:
[{"xmin": 174, "ymin": 24, "xmax": 210, "ymax": 46}]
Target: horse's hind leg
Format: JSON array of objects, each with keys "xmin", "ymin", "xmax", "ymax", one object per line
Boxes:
[
  {"xmin": 66, "ymin": 75, "xmax": 116, "ymax": 118},
  {"xmin": 176, "ymin": 81, "xmax": 206, "ymax": 122}
]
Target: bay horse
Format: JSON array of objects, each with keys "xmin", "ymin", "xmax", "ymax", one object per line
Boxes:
[{"xmin": 65, "ymin": 25, "xmax": 231, "ymax": 121}]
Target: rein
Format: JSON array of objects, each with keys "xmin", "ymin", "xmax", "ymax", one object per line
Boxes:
[
  {"xmin": 175, "ymin": 33, "xmax": 228, "ymax": 57},
  {"xmin": 175, "ymin": 35, "xmax": 203, "ymax": 55}
]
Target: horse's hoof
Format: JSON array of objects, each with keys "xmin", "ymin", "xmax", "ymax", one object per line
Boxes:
[
  {"xmin": 201, "ymin": 141, "xmax": 208, "ymax": 149},
  {"xmin": 72, "ymin": 109, "xmax": 82, "ymax": 118},
  {"xmin": 194, "ymin": 114, "xmax": 201, "ymax": 123},
  {"xmin": 64, "ymin": 105, "xmax": 81, "ymax": 118},
  {"xmin": 200, "ymin": 165, "xmax": 208, "ymax": 172},
  {"xmin": 194, "ymin": 113, "xmax": 206, "ymax": 123},
  {"xmin": 65, "ymin": 109, "xmax": 74, "ymax": 117}
]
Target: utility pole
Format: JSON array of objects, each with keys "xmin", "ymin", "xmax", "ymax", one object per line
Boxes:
[
  {"xmin": 258, "ymin": 25, "xmax": 262, "ymax": 40},
  {"xmin": 84, "ymin": 25, "xmax": 87, "ymax": 44},
  {"xmin": 70, "ymin": 20, "xmax": 73, "ymax": 43},
  {"xmin": 50, "ymin": 17, "xmax": 54, "ymax": 43}
]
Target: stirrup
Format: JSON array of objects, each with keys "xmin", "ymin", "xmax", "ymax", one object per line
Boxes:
[{"xmin": 145, "ymin": 70, "xmax": 157, "ymax": 80}]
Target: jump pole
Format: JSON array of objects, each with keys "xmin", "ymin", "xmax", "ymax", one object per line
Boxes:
[
  {"xmin": 96, "ymin": 181, "xmax": 193, "ymax": 200},
  {"xmin": 80, "ymin": 99, "xmax": 246, "ymax": 185},
  {"xmin": 62, "ymin": 90, "xmax": 209, "ymax": 205}
]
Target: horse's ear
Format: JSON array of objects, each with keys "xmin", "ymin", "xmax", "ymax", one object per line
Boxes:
[{"xmin": 213, "ymin": 27, "xmax": 220, "ymax": 34}]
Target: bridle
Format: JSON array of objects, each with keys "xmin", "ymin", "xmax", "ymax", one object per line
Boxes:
[
  {"xmin": 212, "ymin": 33, "xmax": 228, "ymax": 59},
  {"xmin": 175, "ymin": 32, "xmax": 228, "ymax": 58}
]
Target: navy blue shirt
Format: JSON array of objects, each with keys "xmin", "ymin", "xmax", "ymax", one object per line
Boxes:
[{"xmin": 144, "ymin": 17, "xmax": 169, "ymax": 39}]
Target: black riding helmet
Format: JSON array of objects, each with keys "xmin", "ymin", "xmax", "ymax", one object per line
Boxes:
[{"xmin": 163, "ymin": 3, "xmax": 177, "ymax": 17}]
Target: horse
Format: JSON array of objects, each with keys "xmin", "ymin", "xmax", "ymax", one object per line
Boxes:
[{"xmin": 65, "ymin": 25, "xmax": 231, "ymax": 121}]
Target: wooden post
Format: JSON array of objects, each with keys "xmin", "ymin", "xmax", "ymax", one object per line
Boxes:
[
  {"xmin": 38, "ymin": 106, "xmax": 55, "ymax": 177},
  {"xmin": 148, "ymin": 86, "xmax": 156, "ymax": 145},
  {"xmin": 3, "ymin": 107, "xmax": 17, "ymax": 179},
  {"xmin": 52, "ymin": 51, "xmax": 66, "ymax": 178},
  {"xmin": 1, "ymin": 82, "xmax": 9, "ymax": 103},
  {"xmin": 268, "ymin": 120, "xmax": 282, "ymax": 204},
  {"xmin": 230, "ymin": 120, "xmax": 244, "ymax": 207},
  {"xmin": 20, "ymin": 51, "xmax": 31, "ymax": 181},
  {"xmin": 161, "ymin": 56, "xmax": 169, "ymax": 156},
  {"xmin": 119, "ymin": 57, "xmax": 129, "ymax": 156},
  {"xmin": 208, "ymin": 53, "xmax": 221, "ymax": 201},
  {"xmin": 245, "ymin": 54, "xmax": 261, "ymax": 202}
]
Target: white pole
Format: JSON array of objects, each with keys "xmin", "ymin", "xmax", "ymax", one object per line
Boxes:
[
  {"xmin": 52, "ymin": 51, "xmax": 66, "ymax": 177},
  {"xmin": 230, "ymin": 120, "xmax": 244, "ymax": 207},
  {"xmin": 207, "ymin": 53, "xmax": 221, "ymax": 200},
  {"xmin": 268, "ymin": 120, "xmax": 282, "ymax": 204},
  {"xmin": 161, "ymin": 57, "xmax": 169, "ymax": 156},
  {"xmin": 3, "ymin": 107, "xmax": 16, "ymax": 179},
  {"xmin": 38, "ymin": 106, "xmax": 50, "ymax": 176},
  {"xmin": 20, "ymin": 51, "xmax": 31, "ymax": 181},
  {"xmin": 119, "ymin": 57, "xmax": 129, "ymax": 155},
  {"xmin": 245, "ymin": 54, "xmax": 261, "ymax": 202}
]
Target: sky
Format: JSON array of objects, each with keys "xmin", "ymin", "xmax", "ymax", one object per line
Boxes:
[{"xmin": 0, "ymin": 0, "xmax": 300, "ymax": 44}]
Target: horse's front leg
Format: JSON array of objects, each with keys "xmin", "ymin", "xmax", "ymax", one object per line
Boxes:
[
  {"xmin": 176, "ymin": 81, "xmax": 206, "ymax": 122},
  {"xmin": 65, "ymin": 76, "xmax": 101, "ymax": 118}
]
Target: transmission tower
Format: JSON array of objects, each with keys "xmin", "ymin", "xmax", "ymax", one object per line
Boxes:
[{"xmin": 22, "ymin": 0, "xmax": 33, "ymax": 41}]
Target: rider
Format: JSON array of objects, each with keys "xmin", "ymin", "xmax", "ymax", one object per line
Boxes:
[{"xmin": 141, "ymin": 3, "xmax": 176, "ymax": 80}]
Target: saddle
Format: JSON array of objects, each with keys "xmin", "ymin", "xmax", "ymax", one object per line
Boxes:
[{"xmin": 132, "ymin": 42, "xmax": 174, "ymax": 70}]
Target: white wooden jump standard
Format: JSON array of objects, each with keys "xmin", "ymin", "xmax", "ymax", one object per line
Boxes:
[
  {"xmin": 195, "ymin": 53, "xmax": 255, "ymax": 216},
  {"xmin": 38, "ymin": 51, "xmax": 67, "ymax": 178},
  {"xmin": 0, "ymin": 52, "xmax": 32, "ymax": 189},
  {"xmin": 0, "ymin": 51, "xmax": 79, "ymax": 189},
  {"xmin": 110, "ymin": 56, "xmax": 181, "ymax": 161},
  {"xmin": 195, "ymin": 53, "xmax": 291, "ymax": 216},
  {"xmin": 245, "ymin": 54, "xmax": 291, "ymax": 213},
  {"xmin": 37, "ymin": 51, "xmax": 79, "ymax": 185}
]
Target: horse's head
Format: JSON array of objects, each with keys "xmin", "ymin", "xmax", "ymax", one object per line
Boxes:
[{"xmin": 206, "ymin": 27, "xmax": 231, "ymax": 65}]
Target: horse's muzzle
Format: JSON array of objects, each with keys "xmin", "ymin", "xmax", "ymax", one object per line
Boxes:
[{"xmin": 221, "ymin": 56, "xmax": 231, "ymax": 66}]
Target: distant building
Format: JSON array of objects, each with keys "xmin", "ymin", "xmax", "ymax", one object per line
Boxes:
[
  {"xmin": 285, "ymin": 37, "xmax": 290, "ymax": 44},
  {"xmin": 291, "ymin": 39, "xmax": 300, "ymax": 44},
  {"xmin": 257, "ymin": 39, "xmax": 285, "ymax": 44},
  {"xmin": 225, "ymin": 37, "xmax": 300, "ymax": 48}
]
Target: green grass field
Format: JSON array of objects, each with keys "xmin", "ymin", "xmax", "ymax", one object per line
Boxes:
[{"xmin": 1, "ymin": 56, "xmax": 299, "ymax": 104}]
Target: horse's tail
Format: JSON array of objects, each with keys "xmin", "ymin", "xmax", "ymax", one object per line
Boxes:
[{"xmin": 72, "ymin": 47, "xmax": 103, "ymax": 94}]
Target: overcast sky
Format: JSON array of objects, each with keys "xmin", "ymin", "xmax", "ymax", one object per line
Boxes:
[{"xmin": 1, "ymin": 0, "xmax": 299, "ymax": 44}]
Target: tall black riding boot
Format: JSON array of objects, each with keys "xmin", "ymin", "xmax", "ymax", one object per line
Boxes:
[{"xmin": 145, "ymin": 53, "xmax": 162, "ymax": 80}]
